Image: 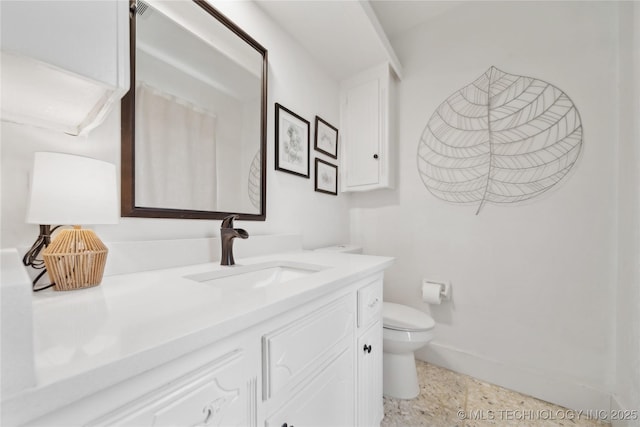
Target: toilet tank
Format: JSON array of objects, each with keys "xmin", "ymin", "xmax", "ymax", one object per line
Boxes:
[{"xmin": 314, "ymin": 244, "xmax": 363, "ymax": 254}]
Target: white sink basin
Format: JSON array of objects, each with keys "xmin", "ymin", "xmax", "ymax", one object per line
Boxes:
[{"xmin": 184, "ymin": 261, "xmax": 327, "ymax": 291}]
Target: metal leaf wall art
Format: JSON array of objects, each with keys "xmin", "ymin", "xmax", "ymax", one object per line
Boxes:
[
  {"xmin": 248, "ymin": 150, "xmax": 261, "ymax": 210},
  {"xmin": 417, "ymin": 66, "xmax": 583, "ymax": 215}
]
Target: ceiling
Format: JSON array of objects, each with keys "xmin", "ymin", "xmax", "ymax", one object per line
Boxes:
[
  {"xmin": 255, "ymin": 0, "xmax": 463, "ymax": 81},
  {"xmin": 369, "ymin": 1, "xmax": 463, "ymax": 39}
]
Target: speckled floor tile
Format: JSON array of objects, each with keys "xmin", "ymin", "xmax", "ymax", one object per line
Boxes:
[
  {"xmin": 416, "ymin": 362, "xmax": 467, "ymax": 412},
  {"xmin": 381, "ymin": 360, "xmax": 610, "ymax": 427},
  {"xmin": 382, "ymin": 393, "xmax": 463, "ymax": 427},
  {"xmin": 464, "ymin": 377, "xmax": 608, "ymax": 427}
]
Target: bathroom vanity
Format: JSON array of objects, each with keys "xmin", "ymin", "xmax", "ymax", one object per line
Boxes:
[{"xmin": 1, "ymin": 249, "xmax": 392, "ymax": 426}]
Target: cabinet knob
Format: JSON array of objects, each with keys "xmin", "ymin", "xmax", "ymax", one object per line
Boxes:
[
  {"xmin": 203, "ymin": 407, "xmax": 213, "ymax": 424},
  {"xmin": 363, "ymin": 344, "xmax": 372, "ymax": 354},
  {"xmin": 282, "ymin": 424, "xmax": 294, "ymax": 427},
  {"xmin": 373, "ymin": 154, "xmax": 379, "ymax": 159}
]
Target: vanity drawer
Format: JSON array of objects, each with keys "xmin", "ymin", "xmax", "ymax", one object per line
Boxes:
[
  {"xmin": 262, "ymin": 294, "xmax": 355, "ymax": 400},
  {"xmin": 357, "ymin": 278, "xmax": 383, "ymax": 328},
  {"xmin": 89, "ymin": 349, "xmax": 256, "ymax": 427}
]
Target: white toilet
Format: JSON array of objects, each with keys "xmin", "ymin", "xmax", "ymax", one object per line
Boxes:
[
  {"xmin": 314, "ymin": 244, "xmax": 436, "ymax": 400},
  {"xmin": 382, "ymin": 302, "xmax": 435, "ymax": 399}
]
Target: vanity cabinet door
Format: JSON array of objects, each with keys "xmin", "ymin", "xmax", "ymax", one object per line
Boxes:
[
  {"xmin": 89, "ymin": 349, "xmax": 258, "ymax": 427},
  {"xmin": 356, "ymin": 276, "xmax": 384, "ymax": 425},
  {"xmin": 265, "ymin": 345, "xmax": 354, "ymax": 427},
  {"xmin": 357, "ymin": 320, "xmax": 383, "ymax": 427},
  {"xmin": 262, "ymin": 294, "xmax": 354, "ymax": 400}
]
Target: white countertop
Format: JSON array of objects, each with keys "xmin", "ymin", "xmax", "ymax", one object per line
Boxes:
[{"xmin": 3, "ymin": 250, "xmax": 393, "ymax": 424}]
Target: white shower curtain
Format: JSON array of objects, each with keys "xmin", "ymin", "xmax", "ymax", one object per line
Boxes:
[{"xmin": 135, "ymin": 83, "xmax": 217, "ymax": 211}]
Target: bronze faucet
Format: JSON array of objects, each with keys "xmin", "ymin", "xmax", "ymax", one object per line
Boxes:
[{"xmin": 220, "ymin": 214, "xmax": 249, "ymax": 266}]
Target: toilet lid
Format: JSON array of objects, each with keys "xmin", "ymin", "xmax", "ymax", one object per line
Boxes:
[{"xmin": 383, "ymin": 302, "xmax": 435, "ymax": 331}]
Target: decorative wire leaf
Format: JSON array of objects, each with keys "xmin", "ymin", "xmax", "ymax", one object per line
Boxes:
[
  {"xmin": 417, "ymin": 66, "xmax": 583, "ymax": 215},
  {"xmin": 248, "ymin": 150, "xmax": 261, "ymax": 210}
]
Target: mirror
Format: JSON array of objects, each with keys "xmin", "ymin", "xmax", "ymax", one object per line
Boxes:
[{"xmin": 121, "ymin": 0, "xmax": 267, "ymax": 220}]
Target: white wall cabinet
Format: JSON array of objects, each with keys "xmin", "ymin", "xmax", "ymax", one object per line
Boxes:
[
  {"xmin": 0, "ymin": 0, "xmax": 129, "ymax": 135},
  {"xmin": 340, "ymin": 62, "xmax": 397, "ymax": 192},
  {"xmin": 29, "ymin": 273, "xmax": 385, "ymax": 427}
]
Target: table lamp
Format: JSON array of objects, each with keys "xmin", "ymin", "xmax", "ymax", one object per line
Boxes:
[{"xmin": 26, "ymin": 152, "xmax": 118, "ymax": 291}]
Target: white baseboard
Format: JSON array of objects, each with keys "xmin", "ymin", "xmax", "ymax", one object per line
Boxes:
[
  {"xmin": 610, "ymin": 395, "xmax": 640, "ymax": 427},
  {"xmin": 415, "ymin": 342, "xmax": 610, "ymax": 413}
]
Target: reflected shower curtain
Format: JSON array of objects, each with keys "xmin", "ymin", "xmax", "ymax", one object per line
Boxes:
[{"xmin": 135, "ymin": 83, "xmax": 217, "ymax": 211}]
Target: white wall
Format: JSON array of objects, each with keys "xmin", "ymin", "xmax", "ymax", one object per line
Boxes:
[
  {"xmin": 3, "ymin": 0, "xmax": 636, "ymax": 416},
  {"xmin": 614, "ymin": 2, "xmax": 640, "ymax": 423},
  {"xmin": 1, "ymin": 0, "xmax": 350, "ymax": 252},
  {"xmin": 350, "ymin": 1, "xmax": 621, "ymax": 411}
]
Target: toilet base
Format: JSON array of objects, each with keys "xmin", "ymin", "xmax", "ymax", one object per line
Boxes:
[{"xmin": 383, "ymin": 351, "xmax": 420, "ymax": 399}]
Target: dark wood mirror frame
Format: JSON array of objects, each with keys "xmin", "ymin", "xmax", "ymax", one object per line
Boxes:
[{"xmin": 121, "ymin": 0, "xmax": 267, "ymax": 220}]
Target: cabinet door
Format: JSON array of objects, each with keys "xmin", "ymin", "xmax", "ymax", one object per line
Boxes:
[
  {"xmin": 89, "ymin": 349, "xmax": 258, "ymax": 427},
  {"xmin": 1, "ymin": 0, "xmax": 127, "ymax": 87},
  {"xmin": 357, "ymin": 321, "xmax": 383, "ymax": 427},
  {"xmin": 0, "ymin": 0, "xmax": 129, "ymax": 135},
  {"xmin": 265, "ymin": 346, "xmax": 354, "ymax": 427},
  {"xmin": 262, "ymin": 294, "xmax": 354, "ymax": 400},
  {"xmin": 340, "ymin": 62, "xmax": 395, "ymax": 192},
  {"xmin": 344, "ymin": 78, "xmax": 381, "ymax": 188}
]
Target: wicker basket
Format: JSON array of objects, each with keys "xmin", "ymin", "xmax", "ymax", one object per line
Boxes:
[{"xmin": 42, "ymin": 227, "xmax": 108, "ymax": 291}]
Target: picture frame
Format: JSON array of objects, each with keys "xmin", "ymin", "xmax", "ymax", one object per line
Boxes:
[
  {"xmin": 275, "ymin": 103, "xmax": 310, "ymax": 178},
  {"xmin": 314, "ymin": 158, "xmax": 338, "ymax": 196},
  {"xmin": 314, "ymin": 116, "xmax": 338, "ymax": 159}
]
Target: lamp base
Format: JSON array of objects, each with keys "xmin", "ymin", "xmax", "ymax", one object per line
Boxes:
[{"xmin": 42, "ymin": 227, "xmax": 108, "ymax": 291}]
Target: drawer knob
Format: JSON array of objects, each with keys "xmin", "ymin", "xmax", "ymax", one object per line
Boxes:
[
  {"xmin": 282, "ymin": 424, "xmax": 294, "ymax": 427},
  {"xmin": 363, "ymin": 344, "xmax": 372, "ymax": 354},
  {"xmin": 373, "ymin": 154, "xmax": 379, "ymax": 159}
]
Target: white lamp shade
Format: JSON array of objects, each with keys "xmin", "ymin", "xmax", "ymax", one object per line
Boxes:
[{"xmin": 26, "ymin": 152, "xmax": 119, "ymax": 225}]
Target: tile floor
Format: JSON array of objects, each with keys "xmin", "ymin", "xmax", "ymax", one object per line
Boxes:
[{"xmin": 381, "ymin": 361, "xmax": 610, "ymax": 427}]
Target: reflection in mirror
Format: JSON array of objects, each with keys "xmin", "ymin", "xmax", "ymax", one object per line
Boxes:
[{"xmin": 122, "ymin": 0, "xmax": 267, "ymax": 220}]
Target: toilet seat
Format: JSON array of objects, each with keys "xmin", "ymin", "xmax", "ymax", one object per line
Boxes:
[{"xmin": 383, "ymin": 302, "xmax": 435, "ymax": 332}]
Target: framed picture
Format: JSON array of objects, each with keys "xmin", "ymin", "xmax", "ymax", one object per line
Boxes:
[
  {"xmin": 275, "ymin": 103, "xmax": 310, "ymax": 178},
  {"xmin": 314, "ymin": 116, "xmax": 338, "ymax": 159},
  {"xmin": 314, "ymin": 158, "xmax": 338, "ymax": 196}
]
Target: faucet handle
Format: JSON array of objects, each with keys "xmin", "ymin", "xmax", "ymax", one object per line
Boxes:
[{"xmin": 221, "ymin": 214, "xmax": 239, "ymax": 229}]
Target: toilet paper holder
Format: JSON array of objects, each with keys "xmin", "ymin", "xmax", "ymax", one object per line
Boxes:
[{"xmin": 422, "ymin": 279, "xmax": 451, "ymax": 300}]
